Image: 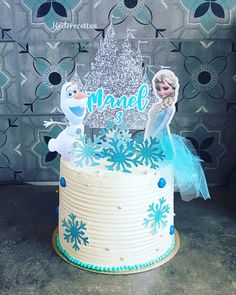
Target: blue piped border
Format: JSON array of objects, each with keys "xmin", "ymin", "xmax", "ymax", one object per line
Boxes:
[{"xmin": 56, "ymin": 233, "xmax": 176, "ymax": 273}]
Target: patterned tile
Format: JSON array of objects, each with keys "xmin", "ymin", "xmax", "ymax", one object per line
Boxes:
[
  {"xmin": 166, "ymin": 40, "xmax": 236, "ymax": 114},
  {"xmin": 92, "ymin": 0, "xmax": 170, "ymax": 39},
  {"xmin": 0, "ymin": 0, "xmax": 235, "ymax": 184},
  {"xmin": 0, "ymin": 0, "xmax": 14, "ymax": 41},
  {"xmin": 0, "ymin": 116, "xmax": 23, "ymax": 182},
  {"xmin": 21, "ymin": 115, "xmax": 62, "ymax": 181},
  {"xmin": 0, "ymin": 43, "xmax": 21, "ymax": 115},
  {"xmin": 179, "ymin": 0, "xmax": 236, "ymax": 37},
  {"xmin": 172, "ymin": 113, "xmax": 229, "ymax": 184},
  {"xmin": 14, "ymin": 0, "xmax": 93, "ymax": 40},
  {"xmin": 200, "ymin": 115, "xmax": 236, "ymax": 184},
  {"xmin": 17, "ymin": 41, "xmax": 90, "ymax": 115}
]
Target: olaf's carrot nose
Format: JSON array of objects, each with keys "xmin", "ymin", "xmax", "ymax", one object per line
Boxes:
[{"xmin": 73, "ymin": 92, "xmax": 87, "ymax": 99}]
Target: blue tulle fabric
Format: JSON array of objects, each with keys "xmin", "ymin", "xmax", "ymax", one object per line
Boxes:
[
  {"xmin": 161, "ymin": 133, "xmax": 210, "ymax": 201},
  {"xmin": 145, "ymin": 106, "xmax": 210, "ymax": 201}
]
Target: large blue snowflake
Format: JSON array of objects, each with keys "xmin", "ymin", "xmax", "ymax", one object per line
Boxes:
[
  {"xmin": 62, "ymin": 213, "xmax": 89, "ymax": 251},
  {"xmin": 105, "ymin": 139, "xmax": 137, "ymax": 173},
  {"xmin": 71, "ymin": 134, "xmax": 102, "ymax": 168},
  {"xmin": 144, "ymin": 197, "xmax": 170, "ymax": 235},
  {"xmin": 135, "ymin": 137, "xmax": 165, "ymax": 169}
]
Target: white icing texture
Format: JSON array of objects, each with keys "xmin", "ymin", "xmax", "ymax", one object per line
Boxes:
[{"xmin": 58, "ymin": 158, "xmax": 175, "ymax": 268}]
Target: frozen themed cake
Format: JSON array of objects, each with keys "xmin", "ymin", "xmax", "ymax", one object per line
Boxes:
[
  {"xmin": 57, "ymin": 158, "xmax": 176, "ymax": 272},
  {"xmin": 46, "ymin": 25, "xmax": 209, "ymax": 273},
  {"xmin": 51, "ymin": 71, "xmax": 209, "ymax": 274},
  {"xmin": 45, "ymin": 80, "xmax": 180, "ymax": 273}
]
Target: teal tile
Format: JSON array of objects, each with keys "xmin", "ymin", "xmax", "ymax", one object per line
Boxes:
[
  {"xmin": 21, "ymin": 115, "xmax": 62, "ymax": 181},
  {"xmin": 0, "ymin": 43, "xmax": 21, "ymax": 115},
  {"xmin": 0, "ymin": 116, "xmax": 23, "ymax": 182},
  {"xmin": 14, "ymin": 0, "xmax": 92, "ymax": 40},
  {"xmin": 17, "ymin": 41, "xmax": 90, "ymax": 115},
  {"xmin": 0, "ymin": 0, "xmax": 14, "ymax": 41}
]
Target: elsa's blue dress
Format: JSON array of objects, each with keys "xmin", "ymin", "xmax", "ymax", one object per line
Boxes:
[{"xmin": 144, "ymin": 104, "xmax": 210, "ymax": 201}]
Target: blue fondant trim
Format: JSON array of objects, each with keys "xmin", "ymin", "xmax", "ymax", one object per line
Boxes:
[{"xmin": 56, "ymin": 233, "xmax": 176, "ymax": 272}]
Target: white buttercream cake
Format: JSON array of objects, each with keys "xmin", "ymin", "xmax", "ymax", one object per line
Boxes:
[{"xmin": 56, "ymin": 157, "xmax": 177, "ymax": 273}]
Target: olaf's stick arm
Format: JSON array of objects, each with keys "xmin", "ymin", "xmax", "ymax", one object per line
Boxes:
[{"xmin": 43, "ymin": 119, "xmax": 67, "ymax": 128}]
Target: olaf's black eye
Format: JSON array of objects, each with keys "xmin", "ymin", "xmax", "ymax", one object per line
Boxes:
[
  {"xmin": 73, "ymin": 89, "xmax": 77, "ymax": 93},
  {"xmin": 68, "ymin": 92, "xmax": 73, "ymax": 97}
]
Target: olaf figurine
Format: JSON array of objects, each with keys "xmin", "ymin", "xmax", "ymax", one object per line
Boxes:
[{"xmin": 46, "ymin": 82, "xmax": 87, "ymax": 159}]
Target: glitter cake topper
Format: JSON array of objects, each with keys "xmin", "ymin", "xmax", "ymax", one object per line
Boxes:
[{"xmin": 83, "ymin": 22, "xmax": 154, "ymax": 129}]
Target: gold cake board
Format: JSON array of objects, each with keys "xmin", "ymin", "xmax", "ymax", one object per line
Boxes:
[{"xmin": 52, "ymin": 227, "xmax": 180, "ymax": 275}]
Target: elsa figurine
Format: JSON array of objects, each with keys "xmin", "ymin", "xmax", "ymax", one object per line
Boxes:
[
  {"xmin": 144, "ymin": 69, "xmax": 179, "ymax": 160},
  {"xmin": 145, "ymin": 69, "xmax": 210, "ymax": 201}
]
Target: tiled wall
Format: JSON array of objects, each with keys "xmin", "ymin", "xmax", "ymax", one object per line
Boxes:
[{"xmin": 0, "ymin": 0, "xmax": 236, "ymax": 183}]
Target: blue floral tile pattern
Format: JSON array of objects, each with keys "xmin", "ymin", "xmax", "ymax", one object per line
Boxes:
[
  {"xmin": 170, "ymin": 41, "xmax": 236, "ymax": 112},
  {"xmin": 22, "ymin": 0, "xmax": 82, "ymax": 32},
  {"xmin": 32, "ymin": 123, "xmax": 63, "ymax": 174},
  {"xmin": 33, "ymin": 57, "xmax": 71, "ymax": 99},
  {"xmin": 181, "ymin": 124, "xmax": 226, "ymax": 169},
  {"xmin": 183, "ymin": 55, "xmax": 226, "ymax": 99},
  {"xmin": 180, "ymin": 0, "xmax": 236, "ymax": 33},
  {"xmin": 110, "ymin": 0, "xmax": 152, "ymax": 25},
  {"xmin": 18, "ymin": 41, "xmax": 89, "ymax": 114}
]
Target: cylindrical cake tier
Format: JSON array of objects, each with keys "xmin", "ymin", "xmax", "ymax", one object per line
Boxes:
[{"xmin": 58, "ymin": 158, "xmax": 175, "ymax": 271}]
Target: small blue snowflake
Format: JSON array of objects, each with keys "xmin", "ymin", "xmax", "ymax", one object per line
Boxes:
[
  {"xmin": 99, "ymin": 121, "xmax": 134, "ymax": 160},
  {"xmin": 144, "ymin": 197, "xmax": 170, "ymax": 235},
  {"xmin": 71, "ymin": 134, "xmax": 102, "ymax": 167},
  {"xmin": 135, "ymin": 137, "xmax": 165, "ymax": 169},
  {"xmin": 62, "ymin": 213, "xmax": 89, "ymax": 251},
  {"xmin": 99, "ymin": 121, "xmax": 132, "ymax": 149},
  {"xmin": 115, "ymin": 129, "xmax": 132, "ymax": 146},
  {"xmin": 105, "ymin": 139, "xmax": 137, "ymax": 173}
]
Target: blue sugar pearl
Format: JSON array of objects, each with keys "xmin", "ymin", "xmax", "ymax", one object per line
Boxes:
[
  {"xmin": 60, "ymin": 177, "xmax": 66, "ymax": 187},
  {"xmin": 170, "ymin": 225, "xmax": 175, "ymax": 235},
  {"xmin": 55, "ymin": 206, "xmax": 59, "ymax": 215},
  {"xmin": 158, "ymin": 178, "xmax": 166, "ymax": 188}
]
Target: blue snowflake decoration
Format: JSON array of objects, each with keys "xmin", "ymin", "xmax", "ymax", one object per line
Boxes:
[
  {"xmin": 69, "ymin": 123, "xmax": 165, "ymax": 173},
  {"xmin": 99, "ymin": 121, "xmax": 132, "ymax": 151},
  {"xmin": 144, "ymin": 197, "xmax": 170, "ymax": 235},
  {"xmin": 135, "ymin": 137, "xmax": 165, "ymax": 169},
  {"xmin": 105, "ymin": 139, "xmax": 137, "ymax": 173},
  {"xmin": 62, "ymin": 213, "xmax": 89, "ymax": 251},
  {"xmin": 71, "ymin": 134, "xmax": 102, "ymax": 168}
]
